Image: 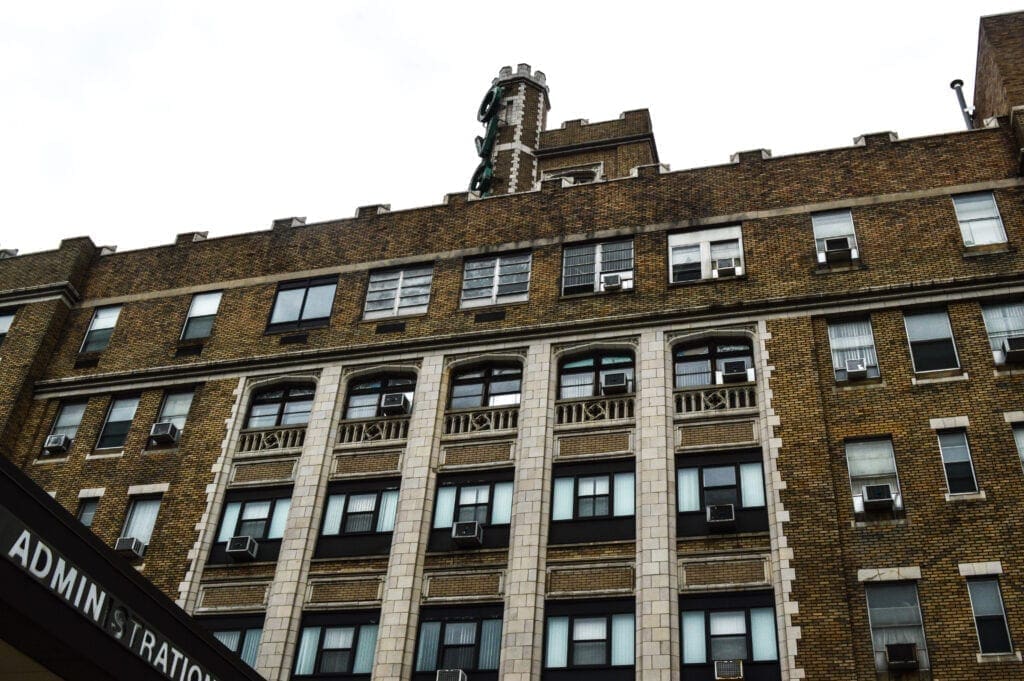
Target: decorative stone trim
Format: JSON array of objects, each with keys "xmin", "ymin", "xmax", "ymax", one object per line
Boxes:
[
  {"xmin": 196, "ymin": 580, "xmax": 271, "ymax": 612},
  {"xmin": 229, "ymin": 455, "xmax": 299, "ymax": 486},
  {"xmin": 78, "ymin": 487, "xmax": 105, "ymax": 498},
  {"xmin": 546, "ymin": 562, "xmax": 634, "ymax": 597},
  {"xmin": 857, "ymin": 567, "xmax": 921, "ymax": 582},
  {"xmin": 127, "ymin": 482, "xmax": 169, "ymax": 495},
  {"xmin": 423, "ymin": 570, "xmax": 505, "ymax": 602},
  {"xmin": 306, "ymin": 576, "xmax": 384, "ymax": 606},
  {"xmin": 929, "ymin": 416, "xmax": 970, "ymax": 429},
  {"xmin": 679, "ymin": 555, "xmax": 770, "ymax": 591},
  {"xmin": 958, "ymin": 561, "xmax": 1003, "ymax": 576}
]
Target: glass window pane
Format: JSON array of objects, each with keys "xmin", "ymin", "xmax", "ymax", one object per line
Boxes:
[
  {"xmin": 574, "ymin": 618, "xmax": 606, "ymax": 641},
  {"xmin": 324, "ymin": 626, "xmax": 355, "ymax": 649},
  {"xmin": 546, "ymin": 617, "xmax": 569, "ymax": 668},
  {"xmin": 677, "ymin": 469, "xmax": 700, "ymax": 512},
  {"xmin": 552, "ymin": 477, "xmax": 575, "ymax": 520},
  {"xmin": 703, "ymin": 466, "xmax": 736, "ymax": 487},
  {"xmin": 294, "ymin": 627, "xmax": 320, "ymax": 675},
  {"xmin": 189, "ymin": 292, "xmax": 222, "ymax": 317},
  {"xmin": 377, "ymin": 490, "xmax": 399, "ymax": 532},
  {"xmin": 710, "ymin": 636, "xmax": 747, "ymax": 661},
  {"xmin": 905, "ymin": 311, "xmax": 953, "ymax": 342},
  {"xmin": 710, "ymin": 611, "xmax": 746, "ymax": 636},
  {"xmin": 740, "ymin": 463, "xmax": 766, "ymax": 508},
  {"xmin": 302, "ymin": 283, "xmax": 337, "ymax": 320},
  {"xmin": 415, "ymin": 621, "xmax": 441, "ymax": 672},
  {"xmin": 433, "ymin": 487, "xmax": 457, "ymax": 528},
  {"xmin": 352, "ymin": 624, "xmax": 377, "ymax": 674},
  {"xmin": 613, "ymin": 473, "xmax": 635, "ymax": 517},
  {"xmin": 322, "ymin": 494, "xmax": 345, "ymax": 535},
  {"xmin": 750, "ymin": 608, "xmax": 778, "ymax": 661},
  {"xmin": 123, "ymin": 498, "xmax": 161, "ymax": 544},
  {"xmin": 270, "ymin": 288, "xmax": 304, "ymax": 324},
  {"xmin": 240, "ymin": 629, "xmax": 262, "ymax": 666},
  {"xmin": 812, "ymin": 210, "xmax": 855, "ymax": 241},
  {"xmin": 610, "ymin": 613, "xmax": 634, "ymax": 666},
  {"xmin": 268, "ymin": 499, "xmax": 290, "ymax": 538},
  {"xmin": 682, "ymin": 611, "xmax": 707, "ymax": 664},
  {"xmin": 108, "ymin": 397, "xmax": 140, "ymax": 423},
  {"xmin": 479, "ymin": 619, "xmax": 502, "ymax": 670},
  {"xmin": 212, "ymin": 630, "xmax": 240, "ymax": 652},
  {"xmin": 969, "ymin": 580, "xmax": 1005, "ymax": 617},
  {"xmin": 53, "ymin": 402, "xmax": 87, "ymax": 438},
  {"xmin": 491, "ymin": 482, "xmax": 513, "ymax": 525}
]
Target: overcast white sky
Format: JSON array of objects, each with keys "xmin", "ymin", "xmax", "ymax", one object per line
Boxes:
[{"xmin": 1, "ymin": 1, "xmax": 1021, "ymax": 256}]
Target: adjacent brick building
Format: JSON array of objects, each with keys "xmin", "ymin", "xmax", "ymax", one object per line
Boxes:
[{"xmin": 2, "ymin": 11, "xmax": 1024, "ymax": 681}]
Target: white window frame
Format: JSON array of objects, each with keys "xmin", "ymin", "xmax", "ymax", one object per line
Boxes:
[
  {"xmin": 362, "ymin": 265, "xmax": 434, "ymax": 319},
  {"xmin": 903, "ymin": 310, "xmax": 960, "ymax": 373},
  {"xmin": 156, "ymin": 390, "xmax": 194, "ymax": 432},
  {"xmin": 967, "ymin": 578, "xmax": 1014, "ymax": 655},
  {"xmin": 952, "ymin": 192, "xmax": 1007, "ymax": 247},
  {"xmin": 668, "ymin": 225, "xmax": 744, "ymax": 282},
  {"xmin": 811, "ymin": 209, "xmax": 859, "ymax": 263},
  {"xmin": 936, "ymin": 429, "xmax": 979, "ymax": 495},
  {"xmin": 845, "ymin": 438, "xmax": 903, "ymax": 513},
  {"xmin": 460, "ymin": 252, "xmax": 532, "ymax": 308},
  {"xmin": 121, "ymin": 495, "xmax": 162, "ymax": 546},
  {"xmin": 981, "ymin": 301, "xmax": 1024, "ymax": 365},
  {"xmin": 80, "ymin": 305, "xmax": 121, "ymax": 353},
  {"xmin": 181, "ymin": 291, "xmax": 222, "ymax": 340},
  {"xmin": 561, "ymin": 239, "xmax": 634, "ymax": 295}
]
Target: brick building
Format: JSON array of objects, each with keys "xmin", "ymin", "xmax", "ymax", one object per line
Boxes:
[{"xmin": 2, "ymin": 10, "xmax": 1024, "ymax": 681}]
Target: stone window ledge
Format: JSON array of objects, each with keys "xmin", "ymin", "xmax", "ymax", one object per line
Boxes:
[
  {"xmin": 977, "ymin": 651, "xmax": 1022, "ymax": 663},
  {"xmin": 32, "ymin": 456, "xmax": 68, "ymax": 465},
  {"xmin": 945, "ymin": 490, "xmax": 987, "ymax": 503},
  {"xmin": 912, "ymin": 372, "xmax": 968, "ymax": 386},
  {"xmin": 86, "ymin": 450, "xmax": 124, "ymax": 460}
]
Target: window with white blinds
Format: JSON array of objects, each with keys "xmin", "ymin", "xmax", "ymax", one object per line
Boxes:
[
  {"xmin": 363, "ymin": 265, "xmax": 434, "ymax": 319},
  {"xmin": 562, "ymin": 239, "xmax": 634, "ymax": 295},
  {"xmin": 827, "ymin": 318, "xmax": 880, "ymax": 380},
  {"xmin": 460, "ymin": 253, "xmax": 531, "ymax": 307}
]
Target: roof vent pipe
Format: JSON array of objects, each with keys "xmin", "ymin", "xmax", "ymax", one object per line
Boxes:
[{"xmin": 950, "ymin": 79, "xmax": 973, "ymax": 130}]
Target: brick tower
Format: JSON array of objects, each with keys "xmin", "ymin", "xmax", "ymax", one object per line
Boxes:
[{"xmin": 478, "ymin": 64, "xmax": 550, "ymax": 197}]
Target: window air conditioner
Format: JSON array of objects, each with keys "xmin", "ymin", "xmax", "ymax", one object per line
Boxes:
[
  {"xmin": 451, "ymin": 521, "xmax": 484, "ymax": 547},
  {"xmin": 712, "ymin": 258, "xmax": 741, "ymax": 278},
  {"xmin": 823, "ymin": 236, "xmax": 855, "ymax": 263},
  {"xmin": 43, "ymin": 433, "xmax": 71, "ymax": 454},
  {"xmin": 226, "ymin": 535, "xmax": 259, "ymax": 561},
  {"xmin": 717, "ymin": 360, "xmax": 752, "ymax": 384},
  {"xmin": 149, "ymin": 421, "xmax": 180, "ymax": 444},
  {"xmin": 601, "ymin": 273, "xmax": 623, "ymax": 291},
  {"xmin": 844, "ymin": 357, "xmax": 868, "ymax": 380},
  {"xmin": 884, "ymin": 642, "xmax": 919, "ymax": 670},
  {"xmin": 380, "ymin": 392, "xmax": 411, "ymax": 416},
  {"xmin": 436, "ymin": 670, "xmax": 468, "ymax": 681},
  {"xmin": 601, "ymin": 371, "xmax": 629, "ymax": 395},
  {"xmin": 114, "ymin": 536, "xmax": 146, "ymax": 559},
  {"xmin": 1002, "ymin": 335, "xmax": 1024, "ymax": 364},
  {"xmin": 861, "ymin": 484, "xmax": 894, "ymax": 512},
  {"xmin": 714, "ymin": 659, "xmax": 744, "ymax": 679},
  {"xmin": 706, "ymin": 504, "xmax": 736, "ymax": 530}
]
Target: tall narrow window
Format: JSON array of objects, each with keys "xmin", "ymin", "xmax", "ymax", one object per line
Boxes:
[
  {"xmin": 267, "ymin": 277, "xmax": 337, "ymax": 331},
  {"xmin": 981, "ymin": 302, "xmax": 1024, "ymax": 364},
  {"xmin": 937, "ymin": 430, "xmax": 978, "ymax": 494},
  {"xmin": 812, "ymin": 209, "xmax": 859, "ymax": 263},
  {"xmin": 49, "ymin": 401, "xmax": 87, "ymax": 442},
  {"xmin": 0, "ymin": 309, "xmax": 13, "ymax": 345},
  {"xmin": 968, "ymin": 578, "xmax": 1013, "ymax": 654},
  {"xmin": 904, "ymin": 310, "xmax": 959, "ymax": 372},
  {"xmin": 827, "ymin": 318, "xmax": 879, "ymax": 380},
  {"xmin": 865, "ymin": 583, "xmax": 929, "ymax": 671},
  {"xmin": 363, "ymin": 265, "xmax": 433, "ymax": 319},
  {"xmin": 156, "ymin": 390, "xmax": 194, "ymax": 431},
  {"xmin": 561, "ymin": 240, "xmax": 634, "ymax": 295},
  {"xmin": 953, "ymin": 192, "xmax": 1006, "ymax": 246},
  {"xmin": 121, "ymin": 496, "xmax": 162, "ymax": 547},
  {"xmin": 1014, "ymin": 426, "xmax": 1024, "ymax": 471},
  {"xmin": 845, "ymin": 439, "xmax": 902, "ymax": 513},
  {"xmin": 76, "ymin": 498, "xmax": 99, "ymax": 527},
  {"xmin": 182, "ymin": 291, "xmax": 222, "ymax": 340},
  {"xmin": 97, "ymin": 396, "xmax": 139, "ymax": 449},
  {"xmin": 244, "ymin": 385, "xmax": 315, "ymax": 429},
  {"xmin": 81, "ymin": 305, "xmax": 121, "ymax": 353},
  {"xmin": 294, "ymin": 612, "xmax": 379, "ymax": 677},
  {"xmin": 460, "ymin": 253, "xmax": 531, "ymax": 307}
]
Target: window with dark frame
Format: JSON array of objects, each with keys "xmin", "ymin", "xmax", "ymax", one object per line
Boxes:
[
  {"xmin": 47, "ymin": 401, "xmax": 87, "ymax": 446},
  {"xmin": 429, "ymin": 474, "xmax": 514, "ymax": 551},
  {"xmin": 96, "ymin": 396, "xmax": 139, "ymax": 449},
  {"xmin": 316, "ymin": 480, "xmax": 399, "ymax": 558},
  {"xmin": 561, "ymin": 239, "xmax": 634, "ymax": 295},
  {"xmin": 121, "ymin": 495, "xmax": 162, "ymax": 547},
  {"xmin": 449, "ymin": 364, "xmax": 522, "ymax": 409},
  {"xmin": 673, "ymin": 340, "xmax": 753, "ymax": 388},
  {"xmin": 558, "ymin": 351, "xmax": 635, "ymax": 400},
  {"xmin": 267, "ymin": 276, "xmax": 338, "ymax": 332},
  {"xmin": 676, "ymin": 454, "xmax": 767, "ymax": 536},
  {"xmin": 81, "ymin": 305, "xmax": 121, "ymax": 353},
  {"xmin": 864, "ymin": 582, "xmax": 929, "ymax": 671},
  {"xmin": 181, "ymin": 291, "xmax": 222, "ymax": 340},
  {"xmin": 244, "ymin": 385, "xmax": 315, "ymax": 429},
  {"xmin": 414, "ymin": 608, "xmax": 503, "ymax": 675},
  {"xmin": 294, "ymin": 611, "xmax": 379, "ymax": 677},
  {"xmin": 967, "ymin": 578, "xmax": 1013, "ymax": 654},
  {"xmin": 155, "ymin": 390, "xmax": 194, "ymax": 432},
  {"xmin": 550, "ymin": 460, "xmax": 635, "ymax": 545},
  {"xmin": 343, "ymin": 373, "xmax": 415, "ymax": 419},
  {"xmin": 76, "ymin": 497, "xmax": 99, "ymax": 527},
  {"xmin": 904, "ymin": 310, "xmax": 959, "ymax": 372},
  {"xmin": 210, "ymin": 488, "xmax": 293, "ymax": 564},
  {"xmin": 936, "ymin": 430, "xmax": 978, "ymax": 494},
  {"xmin": 0, "ymin": 309, "xmax": 13, "ymax": 345},
  {"xmin": 544, "ymin": 599, "xmax": 634, "ymax": 673},
  {"xmin": 680, "ymin": 591, "xmax": 779, "ymax": 672},
  {"xmin": 203, "ymin": 616, "xmax": 264, "ymax": 669}
]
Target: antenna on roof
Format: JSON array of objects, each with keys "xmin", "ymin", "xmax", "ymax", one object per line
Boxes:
[{"xmin": 949, "ymin": 79, "xmax": 973, "ymax": 130}]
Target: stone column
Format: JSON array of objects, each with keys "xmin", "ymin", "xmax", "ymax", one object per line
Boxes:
[
  {"xmin": 256, "ymin": 364, "xmax": 344, "ymax": 680},
  {"xmin": 499, "ymin": 340, "xmax": 553, "ymax": 681},
  {"xmin": 372, "ymin": 352, "xmax": 445, "ymax": 680},
  {"xmin": 633, "ymin": 329, "xmax": 679, "ymax": 680}
]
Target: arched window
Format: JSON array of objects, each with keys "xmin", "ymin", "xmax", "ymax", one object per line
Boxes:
[
  {"xmin": 449, "ymin": 363, "xmax": 522, "ymax": 409},
  {"xmin": 673, "ymin": 339, "xmax": 753, "ymax": 388},
  {"xmin": 343, "ymin": 373, "xmax": 416, "ymax": 419},
  {"xmin": 558, "ymin": 351, "xmax": 635, "ymax": 399},
  {"xmin": 244, "ymin": 384, "xmax": 315, "ymax": 429}
]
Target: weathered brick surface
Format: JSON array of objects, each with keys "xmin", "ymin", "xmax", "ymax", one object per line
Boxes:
[
  {"xmin": 442, "ymin": 441, "xmax": 511, "ymax": 466},
  {"xmin": 677, "ymin": 420, "xmax": 756, "ymax": 449},
  {"xmin": 556, "ymin": 430, "xmax": 630, "ymax": 457},
  {"xmin": 546, "ymin": 565, "xmax": 633, "ymax": 594},
  {"xmin": 682, "ymin": 559, "xmax": 766, "ymax": 587},
  {"xmin": 198, "ymin": 583, "xmax": 269, "ymax": 609},
  {"xmin": 333, "ymin": 450, "xmax": 401, "ymax": 476},
  {"xmin": 426, "ymin": 571, "xmax": 502, "ymax": 599},
  {"xmin": 308, "ymin": 578, "xmax": 381, "ymax": 604},
  {"xmin": 231, "ymin": 458, "xmax": 297, "ymax": 485},
  {"xmin": 974, "ymin": 11, "xmax": 1024, "ymax": 120}
]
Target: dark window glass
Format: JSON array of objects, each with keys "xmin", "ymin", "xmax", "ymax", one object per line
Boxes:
[
  {"xmin": 344, "ymin": 373, "xmax": 415, "ymax": 419},
  {"xmin": 674, "ymin": 340, "xmax": 753, "ymax": 388},
  {"xmin": 81, "ymin": 306, "xmax": 121, "ymax": 353},
  {"xmin": 0, "ymin": 310, "xmax": 13, "ymax": 345},
  {"xmin": 558, "ymin": 351, "xmax": 635, "ymax": 399},
  {"xmin": 267, "ymin": 277, "xmax": 337, "ymax": 331},
  {"xmin": 414, "ymin": 612, "xmax": 502, "ymax": 673},
  {"xmin": 77, "ymin": 498, "xmax": 99, "ymax": 527},
  {"xmin": 449, "ymin": 364, "xmax": 522, "ymax": 409},
  {"xmin": 293, "ymin": 612, "xmax": 379, "ymax": 677},
  {"xmin": 905, "ymin": 310, "xmax": 959, "ymax": 372},
  {"xmin": 97, "ymin": 396, "xmax": 139, "ymax": 449},
  {"xmin": 969, "ymin": 579, "xmax": 1013, "ymax": 654},
  {"xmin": 244, "ymin": 385, "xmax": 315, "ymax": 429},
  {"xmin": 938, "ymin": 430, "xmax": 978, "ymax": 494},
  {"xmin": 544, "ymin": 600, "xmax": 634, "ymax": 670},
  {"xmin": 182, "ymin": 291, "xmax": 222, "ymax": 340}
]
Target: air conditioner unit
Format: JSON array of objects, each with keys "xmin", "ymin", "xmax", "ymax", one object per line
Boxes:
[
  {"xmin": 149, "ymin": 421, "xmax": 180, "ymax": 444},
  {"xmin": 718, "ymin": 360, "xmax": 750, "ymax": 383},
  {"xmin": 436, "ymin": 670, "xmax": 468, "ymax": 681},
  {"xmin": 884, "ymin": 642, "xmax": 919, "ymax": 670},
  {"xmin": 601, "ymin": 273, "xmax": 623, "ymax": 291},
  {"xmin": 601, "ymin": 371, "xmax": 629, "ymax": 395},
  {"xmin": 706, "ymin": 504, "xmax": 736, "ymax": 530},
  {"xmin": 861, "ymin": 484, "xmax": 894, "ymax": 512},
  {"xmin": 43, "ymin": 433, "xmax": 71, "ymax": 454},
  {"xmin": 712, "ymin": 257, "xmax": 741, "ymax": 278},
  {"xmin": 1002, "ymin": 335, "xmax": 1024, "ymax": 364},
  {"xmin": 714, "ymin": 658, "xmax": 744, "ymax": 679},
  {"xmin": 226, "ymin": 535, "xmax": 258, "ymax": 561},
  {"xmin": 451, "ymin": 521, "xmax": 484, "ymax": 547},
  {"xmin": 380, "ymin": 392, "xmax": 411, "ymax": 416},
  {"xmin": 844, "ymin": 357, "xmax": 868, "ymax": 380},
  {"xmin": 114, "ymin": 536, "xmax": 146, "ymax": 559},
  {"xmin": 822, "ymin": 236, "xmax": 855, "ymax": 263}
]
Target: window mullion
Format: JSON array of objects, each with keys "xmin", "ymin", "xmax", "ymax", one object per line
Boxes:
[
  {"xmin": 393, "ymin": 270, "xmax": 405, "ymax": 315},
  {"xmin": 491, "ymin": 258, "xmax": 501, "ymax": 303}
]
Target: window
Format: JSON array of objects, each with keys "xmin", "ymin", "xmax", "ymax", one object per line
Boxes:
[
  {"xmin": 827, "ymin": 318, "xmax": 879, "ymax": 380},
  {"xmin": 904, "ymin": 310, "xmax": 959, "ymax": 372},
  {"xmin": 669, "ymin": 225, "xmax": 744, "ymax": 282},
  {"xmin": 211, "ymin": 488, "xmax": 292, "ymax": 563},
  {"xmin": 865, "ymin": 583, "xmax": 929, "ymax": 671},
  {"xmin": 415, "ymin": 606, "xmax": 502, "ymax": 677},
  {"xmin": 317, "ymin": 480, "xmax": 399, "ymax": 558},
  {"xmin": 344, "ymin": 373, "xmax": 415, "ymax": 419},
  {"xmin": 294, "ymin": 612, "xmax": 379, "ymax": 677},
  {"xmin": 937, "ymin": 430, "xmax": 978, "ymax": 494},
  {"xmin": 76, "ymin": 498, "xmax": 99, "ymax": 528},
  {"xmin": 967, "ymin": 578, "xmax": 1013, "ymax": 654},
  {"xmin": 181, "ymin": 291, "xmax": 222, "ymax": 340},
  {"xmin": 545, "ymin": 599, "xmax": 633, "ymax": 673},
  {"xmin": 1015, "ymin": 426, "xmax": 1024, "ymax": 470},
  {"xmin": 96, "ymin": 396, "xmax": 139, "ymax": 449},
  {"xmin": 0, "ymin": 309, "xmax": 13, "ymax": 345},
  {"xmin": 460, "ymin": 252, "xmax": 531, "ymax": 307},
  {"xmin": 430, "ymin": 474, "xmax": 513, "ymax": 551},
  {"xmin": 562, "ymin": 240, "xmax": 634, "ymax": 295},
  {"xmin": 244, "ymin": 384, "xmax": 315, "ymax": 429},
  {"xmin": 363, "ymin": 265, "xmax": 433, "ymax": 319},
  {"xmin": 267, "ymin": 276, "xmax": 337, "ymax": 331},
  {"xmin": 155, "ymin": 390, "xmax": 194, "ymax": 431},
  {"xmin": 845, "ymin": 439, "xmax": 902, "ymax": 514},
  {"xmin": 811, "ymin": 209, "xmax": 859, "ymax": 263},
  {"xmin": 680, "ymin": 592, "xmax": 778, "ymax": 670},
  {"xmin": 550, "ymin": 460, "xmax": 635, "ymax": 544},
  {"xmin": 449, "ymin": 364, "xmax": 521, "ymax": 409},
  {"xmin": 676, "ymin": 453, "xmax": 767, "ymax": 536},
  {"xmin": 981, "ymin": 301, "xmax": 1024, "ymax": 364},
  {"xmin": 48, "ymin": 401, "xmax": 87, "ymax": 443},
  {"xmin": 558, "ymin": 351, "xmax": 634, "ymax": 399},
  {"xmin": 953, "ymin": 192, "xmax": 1006, "ymax": 246},
  {"xmin": 203, "ymin": 616, "xmax": 263, "ymax": 669},
  {"xmin": 541, "ymin": 163, "xmax": 602, "ymax": 185},
  {"xmin": 121, "ymin": 496, "xmax": 162, "ymax": 547},
  {"xmin": 81, "ymin": 305, "xmax": 121, "ymax": 353},
  {"xmin": 674, "ymin": 340, "xmax": 753, "ymax": 387}
]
